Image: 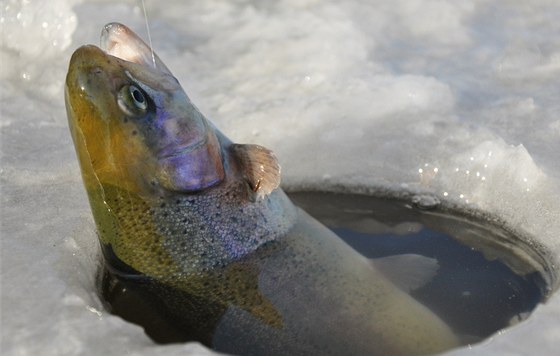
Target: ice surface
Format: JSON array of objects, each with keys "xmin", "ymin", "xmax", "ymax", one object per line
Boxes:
[{"xmin": 2, "ymin": 0, "xmax": 560, "ymax": 354}]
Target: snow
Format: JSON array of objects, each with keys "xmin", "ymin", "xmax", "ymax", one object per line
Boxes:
[{"xmin": 1, "ymin": 0, "xmax": 560, "ymax": 354}]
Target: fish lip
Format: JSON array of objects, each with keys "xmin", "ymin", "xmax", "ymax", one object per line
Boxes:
[
  {"xmin": 100, "ymin": 23, "xmax": 148, "ymax": 65},
  {"xmin": 100, "ymin": 23, "xmax": 132, "ymax": 57},
  {"xmin": 100, "ymin": 22, "xmax": 172, "ymax": 76},
  {"xmin": 158, "ymin": 136, "xmax": 209, "ymax": 160}
]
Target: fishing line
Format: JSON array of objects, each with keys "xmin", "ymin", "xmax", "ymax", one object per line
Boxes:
[{"xmin": 141, "ymin": 0, "xmax": 156, "ymax": 69}]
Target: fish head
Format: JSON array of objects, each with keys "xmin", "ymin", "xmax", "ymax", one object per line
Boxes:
[{"xmin": 65, "ymin": 23, "xmax": 224, "ymax": 198}]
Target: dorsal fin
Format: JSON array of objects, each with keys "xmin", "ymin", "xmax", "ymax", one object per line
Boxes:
[{"xmin": 230, "ymin": 144, "xmax": 281, "ymax": 202}]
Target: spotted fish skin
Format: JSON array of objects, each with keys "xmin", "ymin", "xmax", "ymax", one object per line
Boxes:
[
  {"xmin": 98, "ymin": 181, "xmax": 296, "ymax": 277},
  {"xmin": 66, "ymin": 23, "xmax": 460, "ymax": 355}
]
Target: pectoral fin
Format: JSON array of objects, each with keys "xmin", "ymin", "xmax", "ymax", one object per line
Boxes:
[
  {"xmin": 220, "ymin": 262, "xmax": 284, "ymax": 329},
  {"xmin": 370, "ymin": 254, "xmax": 439, "ymax": 292},
  {"xmin": 174, "ymin": 260, "xmax": 284, "ymax": 330},
  {"xmin": 230, "ymin": 144, "xmax": 281, "ymax": 202}
]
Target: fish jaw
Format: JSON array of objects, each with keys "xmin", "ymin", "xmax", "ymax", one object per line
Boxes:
[
  {"xmin": 65, "ymin": 39, "xmax": 225, "ymax": 197},
  {"xmin": 101, "ymin": 22, "xmax": 172, "ymax": 76},
  {"xmin": 65, "ymin": 44, "xmax": 146, "ymax": 194}
]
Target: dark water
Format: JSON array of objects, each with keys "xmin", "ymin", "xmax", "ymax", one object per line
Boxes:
[
  {"xmin": 101, "ymin": 191, "xmax": 547, "ymax": 346},
  {"xmin": 289, "ymin": 192, "xmax": 546, "ymax": 341}
]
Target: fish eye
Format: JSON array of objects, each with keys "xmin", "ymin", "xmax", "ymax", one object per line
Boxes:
[
  {"xmin": 118, "ymin": 84, "xmax": 149, "ymax": 116},
  {"xmin": 129, "ymin": 85, "xmax": 147, "ymax": 110}
]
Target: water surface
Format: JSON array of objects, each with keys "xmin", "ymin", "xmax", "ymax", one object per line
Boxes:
[{"xmin": 289, "ymin": 191, "xmax": 546, "ymax": 340}]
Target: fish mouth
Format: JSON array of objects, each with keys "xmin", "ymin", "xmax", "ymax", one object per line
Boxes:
[
  {"xmin": 100, "ymin": 22, "xmax": 172, "ymax": 75},
  {"xmin": 101, "ymin": 23, "xmax": 143, "ymax": 62}
]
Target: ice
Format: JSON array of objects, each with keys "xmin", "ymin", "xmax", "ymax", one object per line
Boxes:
[{"xmin": 1, "ymin": 0, "xmax": 560, "ymax": 355}]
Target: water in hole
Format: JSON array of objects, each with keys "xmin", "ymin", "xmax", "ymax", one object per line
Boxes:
[
  {"xmin": 100, "ymin": 191, "xmax": 546, "ymax": 351},
  {"xmin": 289, "ymin": 192, "xmax": 546, "ymax": 341}
]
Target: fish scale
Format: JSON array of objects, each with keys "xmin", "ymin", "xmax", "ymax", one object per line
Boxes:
[{"xmin": 152, "ymin": 183, "xmax": 297, "ymax": 272}]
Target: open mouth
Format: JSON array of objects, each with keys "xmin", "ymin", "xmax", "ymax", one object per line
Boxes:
[
  {"xmin": 101, "ymin": 23, "xmax": 147, "ymax": 62},
  {"xmin": 100, "ymin": 22, "xmax": 171, "ymax": 75}
]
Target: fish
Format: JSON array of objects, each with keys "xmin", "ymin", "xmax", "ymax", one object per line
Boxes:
[{"xmin": 65, "ymin": 22, "xmax": 460, "ymax": 355}]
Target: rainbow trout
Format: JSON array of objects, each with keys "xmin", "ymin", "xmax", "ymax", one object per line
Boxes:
[{"xmin": 65, "ymin": 23, "xmax": 459, "ymax": 355}]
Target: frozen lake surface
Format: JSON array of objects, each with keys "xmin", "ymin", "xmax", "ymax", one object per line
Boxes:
[{"xmin": 2, "ymin": 0, "xmax": 560, "ymax": 354}]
